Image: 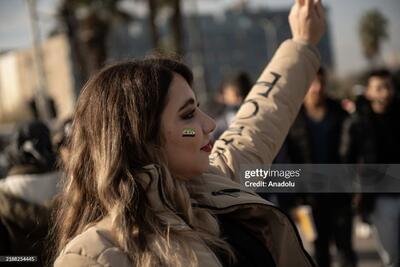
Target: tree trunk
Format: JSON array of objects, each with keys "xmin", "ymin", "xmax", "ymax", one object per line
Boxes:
[
  {"xmin": 170, "ymin": 0, "xmax": 184, "ymax": 55},
  {"xmin": 148, "ymin": 0, "xmax": 161, "ymax": 50},
  {"xmin": 59, "ymin": 0, "xmax": 89, "ymax": 94},
  {"xmin": 79, "ymin": 13, "xmax": 109, "ymax": 75}
]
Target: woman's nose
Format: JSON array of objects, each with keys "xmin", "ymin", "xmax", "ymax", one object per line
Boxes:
[{"xmin": 203, "ymin": 112, "xmax": 216, "ymax": 134}]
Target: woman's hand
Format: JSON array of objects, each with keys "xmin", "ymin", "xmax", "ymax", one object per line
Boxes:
[{"xmin": 289, "ymin": 0, "xmax": 325, "ymax": 47}]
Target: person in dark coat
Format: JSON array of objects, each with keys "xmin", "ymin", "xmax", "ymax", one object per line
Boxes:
[
  {"xmin": 341, "ymin": 69, "xmax": 400, "ymax": 267},
  {"xmin": 282, "ymin": 67, "xmax": 357, "ymax": 267}
]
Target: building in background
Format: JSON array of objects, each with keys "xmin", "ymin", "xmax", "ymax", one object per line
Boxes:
[
  {"xmin": 0, "ymin": 35, "xmax": 75, "ymax": 123},
  {"xmin": 109, "ymin": 7, "xmax": 334, "ymax": 97}
]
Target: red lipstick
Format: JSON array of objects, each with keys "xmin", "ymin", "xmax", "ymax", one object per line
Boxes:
[{"xmin": 201, "ymin": 142, "xmax": 212, "ymax": 153}]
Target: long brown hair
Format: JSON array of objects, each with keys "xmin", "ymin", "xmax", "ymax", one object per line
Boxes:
[{"xmin": 49, "ymin": 58, "xmax": 233, "ymax": 266}]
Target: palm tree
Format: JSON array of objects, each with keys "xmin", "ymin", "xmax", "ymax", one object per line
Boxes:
[
  {"xmin": 58, "ymin": 0, "xmax": 133, "ymax": 84},
  {"xmin": 359, "ymin": 9, "xmax": 389, "ymax": 67},
  {"xmin": 140, "ymin": 0, "xmax": 183, "ymax": 55},
  {"xmin": 58, "ymin": 0, "xmax": 183, "ymax": 89}
]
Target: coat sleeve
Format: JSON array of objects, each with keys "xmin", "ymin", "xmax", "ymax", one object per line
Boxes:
[{"xmin": 208, "ymin": 39, "xmax": 320, "ymax": 182}]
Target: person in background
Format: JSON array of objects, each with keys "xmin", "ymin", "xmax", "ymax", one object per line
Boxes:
[
  {"xmin": 342, "ymin": 69, "xmax": 400, "ymax": 267},
  {"xmin": 212, "ymin": 72, "xmax": 252, "ymax": 140},
  {"xmin": 285, "ymin": 67, "xmax": 357, "ymax": 267},
  {"xmin": 0, "ymin": 120, "xmax": 60, "ymax": 266}
]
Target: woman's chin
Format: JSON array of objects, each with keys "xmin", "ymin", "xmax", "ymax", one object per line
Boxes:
[{"xmin": 170, "ymin": 156, "xmax": 210, "ymax": 179}]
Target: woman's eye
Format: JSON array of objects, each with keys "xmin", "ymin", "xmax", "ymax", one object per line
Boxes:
[
  {"xmin": 182, "ymin": 109, "xmax": 195, "ymax": 120},
  {"xmin": 181, "ymin": 103, "xmax": 200, "ymax": 120}
]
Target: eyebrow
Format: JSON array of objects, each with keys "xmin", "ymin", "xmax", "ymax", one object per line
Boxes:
[{"xmin": 178, "ymin": 98, "xmax": 196, "ymax": 112}]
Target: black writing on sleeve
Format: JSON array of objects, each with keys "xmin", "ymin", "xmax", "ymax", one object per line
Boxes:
[{"xmin": 212, "ymin": 71, "xmax": 281, "ymax": 159}]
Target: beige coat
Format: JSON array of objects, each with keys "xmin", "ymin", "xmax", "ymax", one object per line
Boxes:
[{"xmin": 54, "ymin": 39, "xmax": 320, "ymax": 267}]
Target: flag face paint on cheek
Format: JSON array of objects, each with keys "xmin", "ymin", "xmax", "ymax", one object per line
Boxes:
[{"xmin": 182, "ymin": 128, "xmax": 196, "ymax": 137}]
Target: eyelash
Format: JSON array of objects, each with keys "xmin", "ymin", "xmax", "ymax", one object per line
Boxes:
[{"xmin": 182, "ymin": 103, "xmax": 200, "ymax": 120}]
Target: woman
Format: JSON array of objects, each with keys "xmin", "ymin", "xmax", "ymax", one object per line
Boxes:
[{"xmin": 52, "ymin": 0, "xmax": 325, "ymax": 266}]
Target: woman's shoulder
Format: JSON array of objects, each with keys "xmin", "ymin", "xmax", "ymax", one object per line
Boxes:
[{"xmin": 54, "ymin": 223, "xmax": 133, "ymax": 267}]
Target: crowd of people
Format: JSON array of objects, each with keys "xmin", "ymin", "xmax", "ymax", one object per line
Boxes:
[
  {"xmin": 0, "ymin": 0, "xmax": 399, "ymax": 266},
  {"xmin": 211, "ymin": 67, "xmax": 400, "ymax": 267}
]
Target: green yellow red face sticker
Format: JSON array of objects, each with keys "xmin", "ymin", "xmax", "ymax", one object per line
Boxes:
[{"xmin": 182, "ymin": 128, "xmax": 196, "ymax": 137}]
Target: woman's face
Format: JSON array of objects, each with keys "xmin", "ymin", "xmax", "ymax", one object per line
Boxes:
[{"xmin": 161, "ymin": 73, "xmax": 216, "ymax": 179}]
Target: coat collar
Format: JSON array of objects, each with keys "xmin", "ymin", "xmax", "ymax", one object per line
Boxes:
[{"xmin": 139, "ymin": 164, "xmax": 274, "ymax": 213}]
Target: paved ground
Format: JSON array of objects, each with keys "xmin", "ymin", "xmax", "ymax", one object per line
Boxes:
[{"xmin": 300, "ymin": 219, "xmax": 383, "ymax": 267}]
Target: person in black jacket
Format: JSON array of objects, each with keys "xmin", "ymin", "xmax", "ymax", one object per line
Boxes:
[
  {"xmin": 282, "ymin": 67, "xmax": 357, "ymax": 267},
  {"xmin": 341, "ymin": 69, "xmax": 400, "ymax": 267}
]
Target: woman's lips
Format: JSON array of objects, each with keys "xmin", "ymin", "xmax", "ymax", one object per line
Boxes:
[{"xmin": 201, "ymin": 142, "xmax": 212, "ymax": 153}]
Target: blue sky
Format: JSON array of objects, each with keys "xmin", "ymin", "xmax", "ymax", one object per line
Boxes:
[{"xmin": 1, "ymin": 0, "xmax": 399, "ymax": 77}]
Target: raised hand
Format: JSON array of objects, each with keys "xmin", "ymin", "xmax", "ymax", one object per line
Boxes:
[{"xmin": 289, "ymin": 0, "xmax": 325, "ymax": 47}]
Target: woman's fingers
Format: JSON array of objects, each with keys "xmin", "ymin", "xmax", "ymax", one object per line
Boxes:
[
  {"xmin": 315, "ymin": 0, "xmax": 324, "ymax": 19},
  {"xmin": 289, "ymin": 0, "xmax": 325, "ymax": 46},
  {"xmin": 305, "ymin": 0, "xmax": 313, "ymax": 11}
]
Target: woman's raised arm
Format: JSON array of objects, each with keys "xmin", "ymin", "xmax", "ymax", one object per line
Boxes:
[{"xmin": 209, "ymin": 0, "xmax": 325, "ymax": 181}]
